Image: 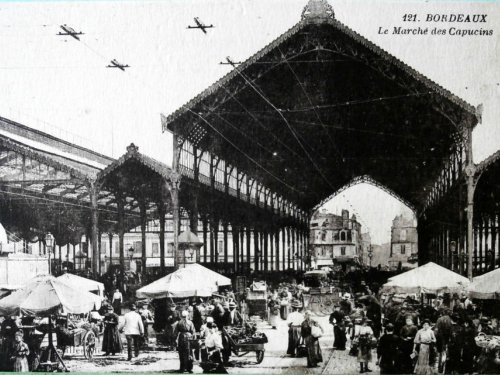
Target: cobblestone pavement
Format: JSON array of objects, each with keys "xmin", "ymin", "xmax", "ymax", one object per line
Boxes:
[{"xmin": 63, "ymin": 314, "xmax": 379, "ymax": 374}]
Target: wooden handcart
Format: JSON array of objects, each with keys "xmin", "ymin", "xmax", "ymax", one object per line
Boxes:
[
  {"xmin": 57, "ymin": 327, "xmax": 97, "ymax": 359},
  {"xmin": 222, "ymin": 328, "xmax": 266, "ymax": 364}
]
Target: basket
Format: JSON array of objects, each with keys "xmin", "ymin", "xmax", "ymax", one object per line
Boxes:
[{"xmin": 475, "ymin": 333, "xmax": 500, "ymax": 349}]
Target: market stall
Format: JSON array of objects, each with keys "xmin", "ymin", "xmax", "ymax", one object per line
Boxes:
[
  {"xmin": 380, "ymin": 262, "xmax": 470, "ymax": 295},
  {"xmin": 468, "ymin": 268, "xmax": 500, "ymax": 300},
  {"xmin": 0, "ymin": 275, "xmax": 103, "ymax": 371},
  {"xmin": 136, "ymin": 263, "xmax": 231, "ymax": 299}
]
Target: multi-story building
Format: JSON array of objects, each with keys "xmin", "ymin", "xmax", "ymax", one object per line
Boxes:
[
  {"xmin": 389, "ymin": 214, "xmax": 418, "ymax": 270},
  {"xmin": 309, "ymin": 209, "xmax": 363, "ymax": 270}
]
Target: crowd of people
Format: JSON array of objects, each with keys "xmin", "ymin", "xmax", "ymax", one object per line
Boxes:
[
  {"xmin": 320, "ymin": 290, "xmax": 500, "ymax": 374},
  {"xmin": 3, "ymin": 268, "xmax": 500, "ymax": 374}
]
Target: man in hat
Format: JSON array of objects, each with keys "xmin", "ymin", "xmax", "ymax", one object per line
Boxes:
[
  {"xmin": 329, "ymin": 304, "xmax": 347, "ymax": 350},
  {"xmin": 377, "ymin": 323, "xmax": 399, "ymax": 374},
  {"xmin": 122, "ymin": 303, "xmax": 144, "ymax": 361},
  {"xmin": 445, "ymin": 314, "xmax": 464, "ymax": 374},
  {"xmin": 211, "ymin": 299, "xmax": 225, "ymax": 330},
  {"xmin": 340, "ymin": 293, "xmax": 352, "ymax": 316},
  {"xmin": 287, "ymin": 301, "xmax": 304, "ymax": 357},
  {"xmin": 479, "ymin": 317, "xmax": 494, "ymax": 335},
  {"xmin": 174, "ymin": 310, "xmax": 195, "ymax": 373},
  {"xmin": 223, "ymin": 301, "xmax": 242, "ymax": 327},
  {"xmin": 435, "ymin": 309, "xmax": 452, "ymax": 354},
  {"xmin": 398, "ymin": 317, "xmax": 417, "ymax": 374}
]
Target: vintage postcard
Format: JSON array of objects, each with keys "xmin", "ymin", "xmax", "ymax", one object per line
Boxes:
[{"xmin": 0, "ymin": 0, "xmax": 499, "ymax": 373}]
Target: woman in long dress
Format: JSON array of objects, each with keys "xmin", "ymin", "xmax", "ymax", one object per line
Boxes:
[
  {"xmin": 301, "ymin": 311, "xmax": 324, "ymax": 368},
  {"xmin": 268, "ymin": 296, "xmax": 280, "ymax": 329},
  {"xmin": 355, "ymin": 318, "xmax": 374, "ymax": 373},
  {"xmin": 102, "ymin": 306, "xmax": 123, "ymax": 356},
  {"xmin": 413, "ymin": 320, "xmax": 436, "ymax": 375},
  {"xmin": 9, "ymin": 330, "xmax": 29, "ymax": 372}
]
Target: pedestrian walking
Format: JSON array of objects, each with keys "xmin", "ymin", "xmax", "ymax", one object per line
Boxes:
[
  {"xmin": 460, "ymin": 318, "xmax": 477, "ymax": 374},
  {"xmin": 8, "ymin": 330, "xmax": 29, "ymax": 372},
  {"xmin": 279, "ymin": 288, "xmax": 290, "ymax": 320},
  {"xmin": 355, "ymin": 318, "xmax": 374, "ymax": 373},
  {"xmin": 330, "ymin": 304, "xmax": 347, "ymax": 350},
  {"xmin": 102, "ymin": 305, "xmax": 122, "ymax": 356},
  {"xmin": 122, "ymin": 303, "xmax": 144, "ymax": 361},
  {"xmin": 166, "ymin": 305, "xmax": 180, "ymax": 350},
  {"xmin": 445, "ymin": 314, "xmax": 463, "ymax": 374},
  {"xmin": 112, "ymin": 288, "xmax": 123, "ymax": 315},
  {"xmin": 174, "ymin": 310, "xmax": 195, "ymax": 373},
  {"xmin": 286, "ymin": 301, "xmax": 304, "ymax": 357},
  {"xmin": 377, "ymin": 323, "xmax": 400, "ymax": 374},
  {"xmin": 398, "ymin": 317, "xmax": 418, "ymax": 374},
  {"xmin": 301, "ymin": 310, "xmax": 324, "ymax": 368},
  {"xmin": 139, "ymin": 303, "xmax": 154, "ymax": 346},
  {"xmin": 412, "ymin": 320, "xmax": 436, "ymax": 375},
  {"xmin": 268, "ymin": 295, "xmax": 280, "ymax": 329}
]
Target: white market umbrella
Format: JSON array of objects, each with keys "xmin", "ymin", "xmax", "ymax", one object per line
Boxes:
[
  {"xmin": 381, "ymin": 262, "xmax": 470, "ymax": 295},
  {"xmin": 468, "ymin": 267, "xmax": 500, "ymax": 300},
  {"xmin": 0, "ymin": 275, "xmax": 102, "ymax": 316},
  {"xmin": 136, "ymin": 263, "xmax": 231, "ymax": 299},
  {"xmin": 57, "ymin": 273, "xmax": 105, "ymax": 298}
]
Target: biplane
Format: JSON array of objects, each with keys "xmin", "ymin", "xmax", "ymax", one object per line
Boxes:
[
  {"xmin": 57, "ymin": 25, "xmax": 84, "ymax": 40},
  {"xmin": 187, "ymin": 17, "xmax": 214, "ymax": 34},
  {"xmin": 106, "ymin": 59, "xmax": 130, "ymax": 71}
]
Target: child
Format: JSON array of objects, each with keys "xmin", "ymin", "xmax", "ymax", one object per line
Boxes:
[{"xmin": 9, "ymin": 330, "xmax": 29, "ymax": 372}]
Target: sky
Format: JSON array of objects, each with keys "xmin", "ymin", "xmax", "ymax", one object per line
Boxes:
[{"xmin": 0, "ymin": 0, "xmax": 498, "ymax": 244}]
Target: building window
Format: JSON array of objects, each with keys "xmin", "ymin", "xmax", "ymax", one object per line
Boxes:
[
  {"xmin": 401, "ymin": 229, "xmax": 407, "ymax": 241},
  {"xmin": 347, "ymin": 231, "xmax": 352, "ymax": 242},
  {"xmin": 340, "ymin": 231, "xmax": 346, "ymax": 241},
  {"xmin": 341, "ymin": 247, "xmax": 346, "ymax": 256},
  {"xmin": 321, "ymin": 231, "xmax": 326, "ymax": 241},
  {"xmin": 152, "ymin": 242, "xmax": 159, "ymax": 255},
  {"xmin": 101, "ymin": 242, "xmax": 107, "ymax": 254},
  {"xmin": 401, "ymin": 245, "xmax": 406, "ymax": 254},
  {"xmin": 167, "ymin": 243, "xmax": 173, "ymax": 256},
  {"xmin": 134, "ymin": 241, "xmax": 142, "ymax": 254},
  {"xmin": 114, "ymin": 241, "xmax": 119, "ymax": 254}
]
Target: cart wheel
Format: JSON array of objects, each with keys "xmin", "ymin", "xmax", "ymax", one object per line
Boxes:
[
  {"xmin": 83, "ymin": 331, "xmax": 96, "ymax": 360},
  {"xmin": 256, "ymin": 350, "xmax": 265, "ymax": 364}
]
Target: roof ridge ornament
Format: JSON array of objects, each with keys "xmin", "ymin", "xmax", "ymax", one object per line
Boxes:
[
  {"xmin": 126, "ymin": 143, "xmax": 139, "ymax": 154},
  {"xmin": 301, "ymin": 0, "xmax": 335, "ymax": 21}
]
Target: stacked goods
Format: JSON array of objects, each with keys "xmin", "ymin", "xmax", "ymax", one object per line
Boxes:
[
  {"xmin": 225, "ymin": 322, "xmax": 268, "ymax": 345},
  {"xmin": 475, "ymin": 333, "xmax": 500, "ymax": 349}
]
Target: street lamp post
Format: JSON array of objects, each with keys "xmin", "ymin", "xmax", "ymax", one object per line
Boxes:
[
  {"xmin": 450, "ymin": 241, "xmax": 457, "ymax": 272},
  {"xmin": 46, "ymin": 234, "xmax": 54, "ymax": 275},
  {"xmin": 368, "ymin": 247, "xmax": 373, "ymax": 268}
]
